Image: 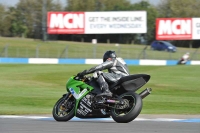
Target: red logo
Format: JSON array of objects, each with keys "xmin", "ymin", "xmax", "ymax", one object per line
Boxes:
[
  {"xmin": 156, "ymin": 18, "xmax": 192, "ymax": 40},
  {"xmin": 47, "ymin": 12, "xmax": 85, "ymax": 34}
]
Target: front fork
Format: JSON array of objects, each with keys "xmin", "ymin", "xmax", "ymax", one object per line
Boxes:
[
  {"xmin": 62, "ymin": 93, "xmax": 73, "ymax": 103},
  {"xmin": 61, "ymin": 93, "xmax": 73, "ymax": 110}
]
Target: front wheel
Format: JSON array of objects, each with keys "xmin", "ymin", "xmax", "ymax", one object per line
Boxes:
[
  {"xmin": 111, "ymin": 92, "xmax": 142, "ymax": 123},
  {"xmin": 52, "ymin": 93, "xmax": 75, "ymax": 121}
]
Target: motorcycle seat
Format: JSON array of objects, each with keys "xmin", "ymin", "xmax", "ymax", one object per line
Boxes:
[{"xmin": 110, "ymin": 74, "xmax": 150, "ymax": 92}]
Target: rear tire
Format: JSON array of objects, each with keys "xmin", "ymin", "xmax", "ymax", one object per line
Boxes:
[
  {"xmin": 111, "ymin": 92, "xmax": 142, "ymax": 123},
  {"xmin": 52, "ymin": 94, "xmax": 75, "ymax": 121}
]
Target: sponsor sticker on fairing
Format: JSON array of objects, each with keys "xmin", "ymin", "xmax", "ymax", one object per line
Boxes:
[{"xmin": 69, "ymin": 88, "xmax": 87, "ymax": 99}]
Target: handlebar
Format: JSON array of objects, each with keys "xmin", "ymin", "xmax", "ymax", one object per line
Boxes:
[
  {"xmin": 74, "ymin": 75, "xmax": 92, "ymax": 82},
  {"xmin": 75, "ymin": 71, "xmax": 98, "ymax": 81}
]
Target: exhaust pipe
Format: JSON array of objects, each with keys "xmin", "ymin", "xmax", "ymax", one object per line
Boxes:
[{"xmin": 139, "ymin": 88, "xmax": 152, "ymax": 99}]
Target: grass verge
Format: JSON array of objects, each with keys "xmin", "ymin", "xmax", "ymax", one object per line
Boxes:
[{"xmin": 0, "ymin": 37, "xmax": 199, "ymax": 60}]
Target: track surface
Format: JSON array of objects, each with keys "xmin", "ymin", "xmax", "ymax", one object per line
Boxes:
[{"xmin": 0, "ymin": 115, "xmax": 200, "ymax": 133}]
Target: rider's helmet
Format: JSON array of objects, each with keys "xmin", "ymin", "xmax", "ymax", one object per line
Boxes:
[{"xmin": 103, "ymin": 51, "xmax": 117, "ymax": 62}]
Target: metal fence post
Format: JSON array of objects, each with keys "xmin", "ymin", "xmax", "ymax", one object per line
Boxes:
[
  {"xmin": 65, "ymin": 45, "xmax": 68, "ymax": 58},
  {"xmin": 0, "ymin": 44, "xmax": 9, "ymax": 57},
  {"xmin": 190, "ymin": 47, "xmax": 199, "ymax": 60},
  {"xmin": 59, "ymin": 45, "xmax": 68, "ymax": 58},
  {"xmin": 5, "ymin": 44, "xmax": 8, "ymax": 57},
  {"xmin": 93, "ymin": 44, "xmax": 96, "ymax": 58},
  {"xmin": 117, "ymin": 44, "xmax": 120, "ymax": 57},
  {"xmin": 36, "ymin": 44, "xmax": 40, "ymax": 58}
]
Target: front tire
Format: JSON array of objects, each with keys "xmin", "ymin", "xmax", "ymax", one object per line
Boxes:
[
  {"xmin": 111, "ymin": 92, "xmax": 142, "ymax": 123},
  {"xmin": 52, "ymin": 94, "xmax": 75, "ymax": 121}
]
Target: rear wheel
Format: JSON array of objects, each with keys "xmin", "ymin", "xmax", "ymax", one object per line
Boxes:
[
  {"xmin": 111, "ymin": 92, "xmax": 142, "ymax": 123},
  {"xmin": 52, "ymin": 93, "xmax": 75, "ymax": 121}
]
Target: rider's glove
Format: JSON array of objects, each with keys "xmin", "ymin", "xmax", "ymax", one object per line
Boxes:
[{"xmin": 77, "ymin": 70, "xmax": 87, "ymax": 77}]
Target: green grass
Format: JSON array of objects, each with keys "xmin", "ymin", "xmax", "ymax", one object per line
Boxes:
[
  {"xmin": 0, "ymin": 64, "xmax": 199, "ymax": 115},
  {"xmin": 0, "ymin": 37, "xmax": 199, "ymax": 60}
]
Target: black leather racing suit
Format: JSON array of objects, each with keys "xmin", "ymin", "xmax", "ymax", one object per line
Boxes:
[{"xmin": 85, "ymin": 58, "xmax": 130, "ymax": 92}]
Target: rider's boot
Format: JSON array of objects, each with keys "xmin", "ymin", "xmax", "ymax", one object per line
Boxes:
[
  {"xmin": 98, "ymin": 89, "xmax": 112, "ymax": 97},
  {"xmin": 97, "ymin": 83, "xmax": 112, "ymax": 97}
]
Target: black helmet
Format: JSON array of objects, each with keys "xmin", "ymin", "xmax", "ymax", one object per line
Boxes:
[{"xmin": 103, "ymin": 51, "xmax": 117, "ymax": 62}]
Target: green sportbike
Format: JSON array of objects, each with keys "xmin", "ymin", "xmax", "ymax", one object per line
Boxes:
[{"xmin": 52, "ymin": 72, "xmax": 152, "ymax": 123}]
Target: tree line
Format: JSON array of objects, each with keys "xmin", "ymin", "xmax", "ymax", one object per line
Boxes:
[{"xmin": 0, "ymin": 0, "xmax": 200, "ymax": 48}]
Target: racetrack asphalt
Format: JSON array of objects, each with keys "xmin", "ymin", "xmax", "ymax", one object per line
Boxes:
[{"xmin": 0, "ymin": 114, "xmax": 199, "ymax": 133}]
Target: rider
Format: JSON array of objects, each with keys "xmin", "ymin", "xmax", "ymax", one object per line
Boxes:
[
  {"xmin": 182, "ymin": 52, "xmax": 190, "ymax": 64},
  {"xmin": 77, "ymin": 50, "xmax": 130, "ymax": 97}
]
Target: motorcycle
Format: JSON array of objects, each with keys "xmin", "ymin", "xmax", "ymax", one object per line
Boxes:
[
  {"xmin": 177, "ymin": 53, "xmax": 190, "ymax": 65},
  {"xmin": 52, "ymin": 72, "xmax": 152, "ymax": 123},
  {"xmin": 177, "ymin": 58, "xmax": 187, "ymax": 65}
]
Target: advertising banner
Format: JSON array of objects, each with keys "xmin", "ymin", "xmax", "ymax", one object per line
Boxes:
[
  {"xmin": 192, "ymin": 18, "xmax": 200, "ymax": 39},
  {"xmin": 47, "ymin": 11, "xmax": 147, "ymax": 34},
  {"xmin": 156, "ymin": 18, "xmax": 200, "ymax": 40}
]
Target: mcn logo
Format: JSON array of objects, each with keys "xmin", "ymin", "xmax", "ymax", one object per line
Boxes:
[
  {"xmin": 156, "ymin": 18, "xmax": 192, "ymax": 40},
  {"xmin": 47, "ymin": 12, "xmax": 85, "ymax": 34}
]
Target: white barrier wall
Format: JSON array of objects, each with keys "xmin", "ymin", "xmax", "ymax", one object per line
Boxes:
[{"xmin": 0, "ymin": 58, "xmax": 200, "ymax": 65}]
